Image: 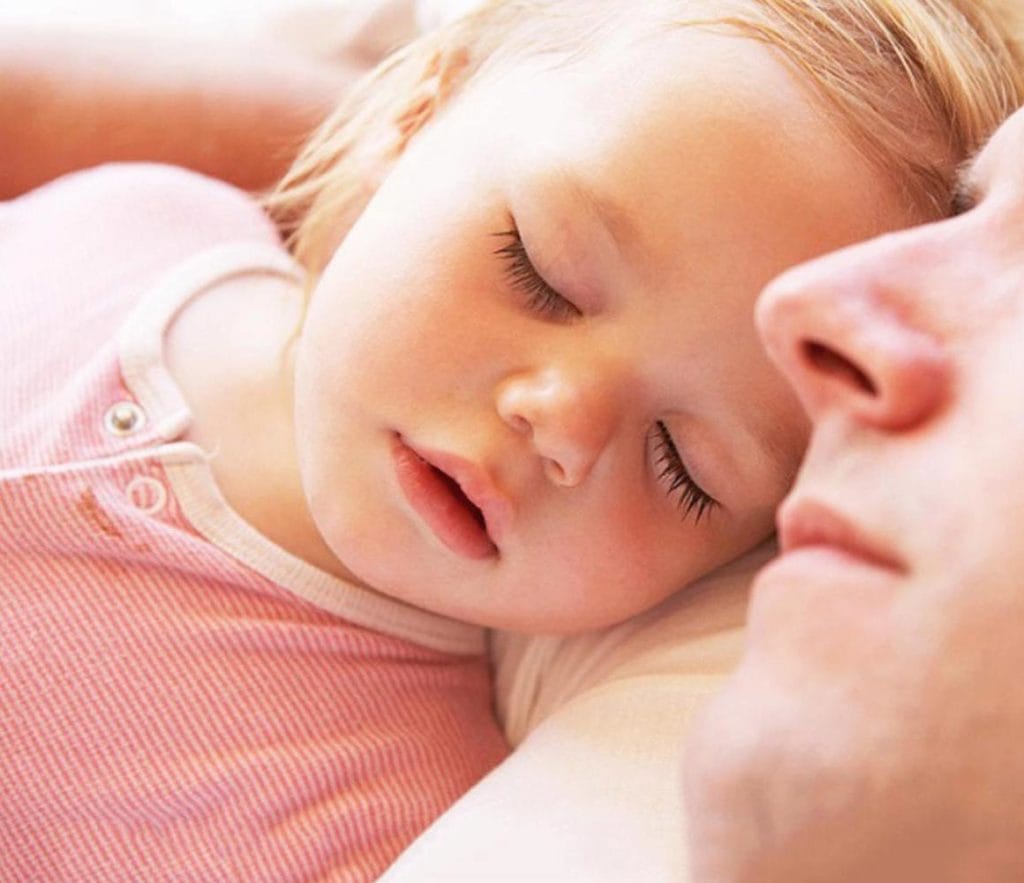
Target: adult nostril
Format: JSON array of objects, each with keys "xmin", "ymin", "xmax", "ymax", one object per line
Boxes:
[
  {"xmin": 543, "ymin": 458, "xmax": 569, "ymax": 486},
  {"xmin": 802, "ymin": 340, "xmax": 877, "ymax": 397},
  {"xmin": 506, "ymin": 413, "xmax": 532, "ymax": 436}
]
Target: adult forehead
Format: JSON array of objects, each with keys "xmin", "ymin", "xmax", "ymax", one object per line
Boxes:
[{"xmin": 968, "ymin": 105, "xmax": 1024, "ymax": 189}]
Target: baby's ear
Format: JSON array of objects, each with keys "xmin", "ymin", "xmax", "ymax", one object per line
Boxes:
[{"xmin": 392, "ymin": 45, "xmax": 471, "ymax": 155}]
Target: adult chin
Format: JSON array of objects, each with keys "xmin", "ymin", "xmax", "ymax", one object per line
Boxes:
[{"xmin": 684, "ymin": 660, "xmax": 1020, "ymax": 883}]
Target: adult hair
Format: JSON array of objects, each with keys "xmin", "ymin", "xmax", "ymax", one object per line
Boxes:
[{"xmin": 266, "ymin": 0, "xmax": 1024, "ymax": 274}]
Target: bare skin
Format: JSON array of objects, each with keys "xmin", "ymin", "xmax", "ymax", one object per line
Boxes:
[{"xmin": 0, "ymin": 25, "xmax": 358, "ymax": 198}]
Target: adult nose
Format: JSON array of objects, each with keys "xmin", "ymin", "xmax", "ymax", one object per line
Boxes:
[
  {"xmin": 756, "ymin": 233, "xmax": 952, "ymax": 432},
  {"xmin": 496, "ymin": 365, "xmax": 616, "ymax": 487}
]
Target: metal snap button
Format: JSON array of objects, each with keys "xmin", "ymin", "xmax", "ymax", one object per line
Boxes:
[{"xmin": 103, "ymin": 401, "xmax": 146, "ymax": 436}]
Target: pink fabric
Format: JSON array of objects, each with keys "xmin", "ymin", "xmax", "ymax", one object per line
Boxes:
[{"xmin": 0, "ymin": 165, "xmax": 509, "ymax": 882}]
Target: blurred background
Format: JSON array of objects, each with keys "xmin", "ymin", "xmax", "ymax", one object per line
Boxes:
[
  {"xmin": 0, "ymin": 0, "xmax": 482, "ymax": 44},
  {"xmin": 0, "ymin": 0, "xmax": 382, "ymax": 42},
  {"xmin": 0, "ymin": 0, "xmax": 486, "ymax": 198}
]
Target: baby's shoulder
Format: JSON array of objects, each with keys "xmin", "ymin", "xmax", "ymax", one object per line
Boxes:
[
  {"xmin": 1, "ymin": 163, "xmax": 280, "ymax": 274},
  {"xmin": 0, "ymin": 165, "xmax": 287, "ymax": 366}
]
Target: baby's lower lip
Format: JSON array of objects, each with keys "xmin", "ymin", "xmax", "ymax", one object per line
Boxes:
[{"xmin": 392, "ymin": 439, "xmax": 497, "ymax": 561}]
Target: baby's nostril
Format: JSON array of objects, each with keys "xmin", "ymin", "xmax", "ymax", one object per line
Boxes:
[{"xmin": 803, "ymin": 340, "xmax": 877, "ymax": 396}]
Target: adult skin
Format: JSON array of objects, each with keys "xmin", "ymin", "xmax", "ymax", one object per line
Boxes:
[
  {"xmin": 0, "ymin": 25, "xmax": 359, "ymax": 198},
  {"xmin": 684, "ymin": 104, "xmax": 1024, "ymax": 882}
]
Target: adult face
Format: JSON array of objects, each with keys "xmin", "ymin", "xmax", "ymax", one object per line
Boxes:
[{"xmin": 684, "ymin": 105, "xmax": 1024, "ymax": 882}]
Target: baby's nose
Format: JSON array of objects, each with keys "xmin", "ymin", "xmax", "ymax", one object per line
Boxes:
[{"xmin": 496, "ymin": 367, "xmax": 617, "ymax": 487}]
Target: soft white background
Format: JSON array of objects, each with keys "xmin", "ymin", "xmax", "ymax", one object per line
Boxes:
[
  {"xmin": 0, "ymin": 0, "xmax": 349, "ymax": 39},
  {"xmin": 0, "ymin": 0, "xmax": 480, "ymax": 40}
]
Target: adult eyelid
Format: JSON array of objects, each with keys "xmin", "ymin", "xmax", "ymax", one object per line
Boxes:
[
  {"xmin": 949, "ymin": 177, "xmax": 979, "ymax": 216},
  {"xmin": 950, "ymin": 151, "xmax": 984, "ymax": 216}
]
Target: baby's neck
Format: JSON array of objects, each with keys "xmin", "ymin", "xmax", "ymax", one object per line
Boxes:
[{"xmin": 163, "ymin": 272, "xmax": 357, "ymax": 581}]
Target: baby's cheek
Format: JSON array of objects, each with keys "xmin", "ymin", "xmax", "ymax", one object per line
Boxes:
[
  {"xmin": 731, "ymin": 497, "xmax": 781, "ymax": 547},
  {"xmin": 606, "ymin": 515, "xmax": 700, "ymax": 606}
]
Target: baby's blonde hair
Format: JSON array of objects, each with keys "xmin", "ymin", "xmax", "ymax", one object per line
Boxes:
[{"xmin": 266, "ymin": 0, "xmax": 1023, "ymax": 274}]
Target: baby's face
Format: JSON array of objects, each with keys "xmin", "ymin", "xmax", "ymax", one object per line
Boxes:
[{"xmin": 293, "ymin": 24, "xmax": 925, "ymax": 632}]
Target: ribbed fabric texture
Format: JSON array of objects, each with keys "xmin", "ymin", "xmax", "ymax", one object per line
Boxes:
[{"xmin": 0, "ymin": 165, "xmax": 509, "ymax": 882}]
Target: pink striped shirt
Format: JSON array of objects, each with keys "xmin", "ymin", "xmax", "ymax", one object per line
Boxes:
[{"xmin": 0, "ymin": 165, "xmax": 509, "ymax": 882}]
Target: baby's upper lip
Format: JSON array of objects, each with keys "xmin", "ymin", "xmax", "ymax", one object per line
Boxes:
[
  {"xmin": 411, "ymin": 443, "xmax": 514, "ymax": 546},
  {"xmin": 777, "ymin": 496, "xmax": 906, "ymax": 573}
]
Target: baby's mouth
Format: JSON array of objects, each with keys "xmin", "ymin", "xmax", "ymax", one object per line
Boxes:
[
  {"xmin": 431, "ymin": 464, "xmax": 487, "ymax": 532},
  {"xmin": 391, "ymin": 436, "xmax": 499, "ymax": 560}
]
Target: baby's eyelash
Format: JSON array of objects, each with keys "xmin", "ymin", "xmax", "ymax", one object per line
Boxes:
[
  {"xmin": 493, "ymin": 229, "xmax": 581, "ymax": 321},
  {"xmin": 651, "ymin": 423, "xmax": 718, "ymax": 524}
]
